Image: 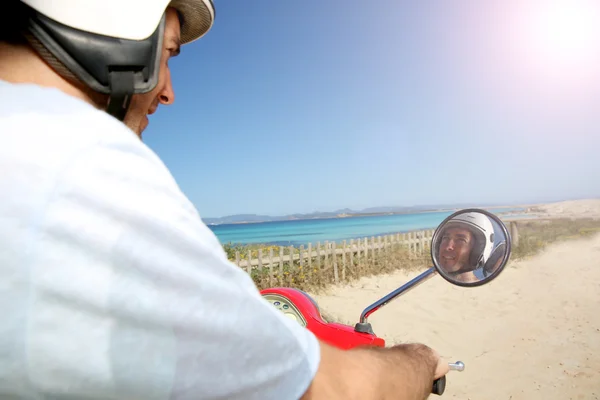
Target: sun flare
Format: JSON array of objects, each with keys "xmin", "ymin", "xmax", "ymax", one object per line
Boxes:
[{"xmin": 525, "ymin": 0, "xmax": 600, "ymax": 66}]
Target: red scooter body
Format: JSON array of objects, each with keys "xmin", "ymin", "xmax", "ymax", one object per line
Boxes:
[{"xmin": 260, "ymin": 287, "xmax": 385, "ymax": 349}]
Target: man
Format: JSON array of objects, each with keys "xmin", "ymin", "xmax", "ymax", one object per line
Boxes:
[
  {"xmin": 0, "ymin": 1, "xmax": 448, "ymax": 399},
  {"xmin": 435, "ymin": 213, "xmax": 495, "ymax": 283}
]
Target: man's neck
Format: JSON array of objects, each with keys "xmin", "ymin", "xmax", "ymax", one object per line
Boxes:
[{"xmin": 0, "ymin": 42, "xmax": 101, "ymax": 108}]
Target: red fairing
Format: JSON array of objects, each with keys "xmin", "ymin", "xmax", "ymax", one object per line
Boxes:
[{"xmin": 260, "ymin": 287, "xmax": 385, "ymax": 350}]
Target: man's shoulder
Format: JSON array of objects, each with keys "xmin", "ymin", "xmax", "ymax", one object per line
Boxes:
[
  {"xmin": 0, "ymin": 80, "xmax": 139, "ymax": 147},
  {"xmin": 0, "ymin": 79, "xmax": 188, "ymax": 219},
  {"xmin": 0, "ymin": 79, "xmax": 215, "ymax": 248},
  {"xmin": 0, "ymin": 80, "xmax": 169, "ymax": 181}
]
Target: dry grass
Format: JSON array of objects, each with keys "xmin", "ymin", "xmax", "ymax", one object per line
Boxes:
[{"xmin": 510, "ymin": 218, "xmax": 600, "ymax": 260}]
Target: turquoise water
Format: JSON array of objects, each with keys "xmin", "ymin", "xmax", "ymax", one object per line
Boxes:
[{"xmin": 209, "ymin": 208, "xmax": 525, "ymax": 246}]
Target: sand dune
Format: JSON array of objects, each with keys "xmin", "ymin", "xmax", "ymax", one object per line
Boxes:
[
  {"xmin": 311, "ymin": 201, "xmax": 600, "ymax": 399},
  {"xmin": 525, "ymin": 198, "xmax": 600, "ymax": 219}
]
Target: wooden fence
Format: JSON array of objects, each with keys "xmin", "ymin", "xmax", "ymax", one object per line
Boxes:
[{"xmin": 233, "ymin": 230, "xmax": 435, "ymax": 287}]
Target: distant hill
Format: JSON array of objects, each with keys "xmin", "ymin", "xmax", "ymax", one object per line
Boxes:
[
  {"xmin": 202, "ymin": 210, "xmax": 350, "ymax": 225},
  {"xmin": 201, "ymin": 203, "xmax": 500, "ymax": 225}
]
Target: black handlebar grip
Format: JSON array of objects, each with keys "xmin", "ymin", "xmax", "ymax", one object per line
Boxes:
[{"xmin": 432, "ymin": 376, "xmax": 446, "ymax": 396}]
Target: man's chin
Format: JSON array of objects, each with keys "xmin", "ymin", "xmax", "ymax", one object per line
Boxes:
[
  {"xmin": 440, "ymin": 261, "xmax": 459, "ymax": 273},
  {"xmin": 137, "ymin": 116, "xmax": 149, "ymax": 138},
  {"xmin": 122, "ymin": 115, "xmax": 148, "ymax": 139}
]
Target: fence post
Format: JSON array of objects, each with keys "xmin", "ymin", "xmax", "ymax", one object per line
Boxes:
[
  {"xmin": 307, "ymin": 243, "xmax": 312, "ymax": 280},
  {"xmin": 349, "ymin": 239, "xmax": 355, "ymax": 277},
  {"xmin": 316, "ymin": 242, "xmax": 322, "ymax": 283},
  {"xmin": 377, "ymin": 236, "xmax": 382, "ymax": 272},
  {"xmin": 269, "ymin": 248, "xmax": 274, "ymax": 286},
  {"xmin": 288, "ymin": 245, "xmax": 294, "ymax": 286},
  {"xmin": 279, "ymin": 247, "xmax": 284, "ymax": 286},
  {"xmin": 246, "ymin": 249, "xmax": 252, "ymax": 274},
  {"xmin": 324, "ymin": 241, "xmax": 329, "ymax": 274},
  {"xmin": 235, "ymin": 251, "xmax": 240, "ymax": 268},
  {"xmin": 299, "ymin": 245, "xmax": 305, "ymax": 280},
  {"xmin": 258, "ymin": 249, "xmax": 263, "ymax": 272},
  {"xmin": 364, "ymin": 237, "xmax": 369, "ymax": 274},
  {"xmin": 510, "ymin": 221, "xmax": 520, "ymax": 247},
  {"xmin": 342, "ymin": 240, "xmax": 347, "ymax": 281},
  {"xmin": 370, "ymin": 237, "xmax": 375, "ymax": 270},
  {"xmin": 387, "ymin": 235, "xmax": 393, "ymax": 266},
  {"xmin": 332, "ymin": 242, "xmax": 339, "ymax": 284}
]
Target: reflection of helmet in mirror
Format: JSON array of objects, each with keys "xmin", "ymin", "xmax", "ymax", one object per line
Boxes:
[
  {"xmin": 439, "ymin": 212, "xmax": 495, "ymax": 269},
  {"xmin": 483, "ymin": 241, "xmax": 506, "ymax": 276},
  {"xmin": 11, "ymin": 0, "xmax": 215, "ymax": 120}
]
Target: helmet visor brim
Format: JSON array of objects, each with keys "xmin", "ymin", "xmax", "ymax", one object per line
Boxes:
[{"xmin": 170, "ymin": 0, "xmax": 215, "ymax": 44}]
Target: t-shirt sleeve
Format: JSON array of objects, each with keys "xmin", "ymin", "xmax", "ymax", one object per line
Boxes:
[{"xmin": 25, "ymin": 136, "xmax": 321, "ymax": 400}]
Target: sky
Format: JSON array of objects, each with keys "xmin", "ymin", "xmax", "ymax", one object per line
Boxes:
[{"xmin": 143, "ymin": 0, "xmax": 600, "ymax": 218}]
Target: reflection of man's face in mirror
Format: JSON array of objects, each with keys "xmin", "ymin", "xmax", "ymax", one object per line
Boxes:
[{"xmin": 439, "ymin": 227, "xmax": 474, "ymax": 273}]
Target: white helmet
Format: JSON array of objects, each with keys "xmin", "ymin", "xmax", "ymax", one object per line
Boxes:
[
  {"xmin": 437, "ymin": 212, "xmax": 495, "ymax": 270},
  {"xmin": 12, "ymin": 0, "xmax": 215, "ymax": 120}
]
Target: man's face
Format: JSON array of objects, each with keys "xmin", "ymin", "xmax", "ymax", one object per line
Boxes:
[
  {"xmin": 123, "ymin": 8, "xmax": 181, "ymax": 138},
  {"xmin": 438, "ymin": 227, "xmax": 474, "ymax": 273}
]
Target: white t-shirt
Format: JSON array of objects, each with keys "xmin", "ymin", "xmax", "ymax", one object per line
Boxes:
[{"xmin": 0, "ymin": 80, "xmax": 320, "ymax": 400}]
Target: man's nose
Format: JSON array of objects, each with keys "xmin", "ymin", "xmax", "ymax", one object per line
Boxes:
[{"xmin": 158, "ymin": 69, "xmax": 175, "ymax": 105}]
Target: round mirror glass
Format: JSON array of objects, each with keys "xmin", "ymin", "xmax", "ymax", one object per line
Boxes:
[{"xmin": 431, "ymin": 209, "xmax": 511, "ymax": 287}]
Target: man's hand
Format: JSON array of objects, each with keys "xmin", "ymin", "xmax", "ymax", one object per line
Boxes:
[
  {"xmin": 392, "ymin": 343, "xmax": 449, "ymax": 379},
  {"xmin": 432, "ymin": 348, "xmax": 450, "ymax": 380},
  {"xmin": 302, "ymin": 340, "xmax": 448, "ymax": 400}
]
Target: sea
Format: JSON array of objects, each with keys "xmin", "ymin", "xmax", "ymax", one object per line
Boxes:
[{"xmin": 208, "ymin": 207, "xmax": 528, "ymax": 246}]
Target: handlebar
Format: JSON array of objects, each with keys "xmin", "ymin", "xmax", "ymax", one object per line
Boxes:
[
  {"xmin": 432, "ymin": 376, "xmax": 446, "ymax": 395},
  {"xmin": 449, "ymin": 361, "xmax": 465, "ymax": 371}
]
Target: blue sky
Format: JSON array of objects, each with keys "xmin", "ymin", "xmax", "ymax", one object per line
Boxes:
[{"xmin": 143, "ymin": 0, "xmax": 600, "ymax": 218}]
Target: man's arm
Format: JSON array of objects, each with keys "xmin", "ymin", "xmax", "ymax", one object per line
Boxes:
[
  {"xmin": 302, "ymin": 341, "xmax": 440, "ymax": 400},
  {"xmin": 22, "ymin": 131, "xmax": 444, "ymax": 400}
]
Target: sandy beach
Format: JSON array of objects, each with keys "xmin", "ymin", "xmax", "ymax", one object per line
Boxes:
[
  {"xmin": 311, "ymin": 199, "xmax": 600, "ymax": 399},
  {"xmin": 511, "ymin": 198, "xmax": 600, "ymax": 220}
]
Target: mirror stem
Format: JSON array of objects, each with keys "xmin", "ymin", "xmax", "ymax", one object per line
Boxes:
[{"xmin": 358, "ymin": 267, "xmax": 437, "ymax": 324}]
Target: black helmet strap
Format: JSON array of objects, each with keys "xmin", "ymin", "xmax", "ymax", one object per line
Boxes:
[{"xmin": 107, "ymin": 71, "xmax": 135, "ymax": 121}]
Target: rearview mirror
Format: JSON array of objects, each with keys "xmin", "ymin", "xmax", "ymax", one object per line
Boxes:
[{"xmin": 431, "ymin": 209, "xmax": 511, "ymax": 287}]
